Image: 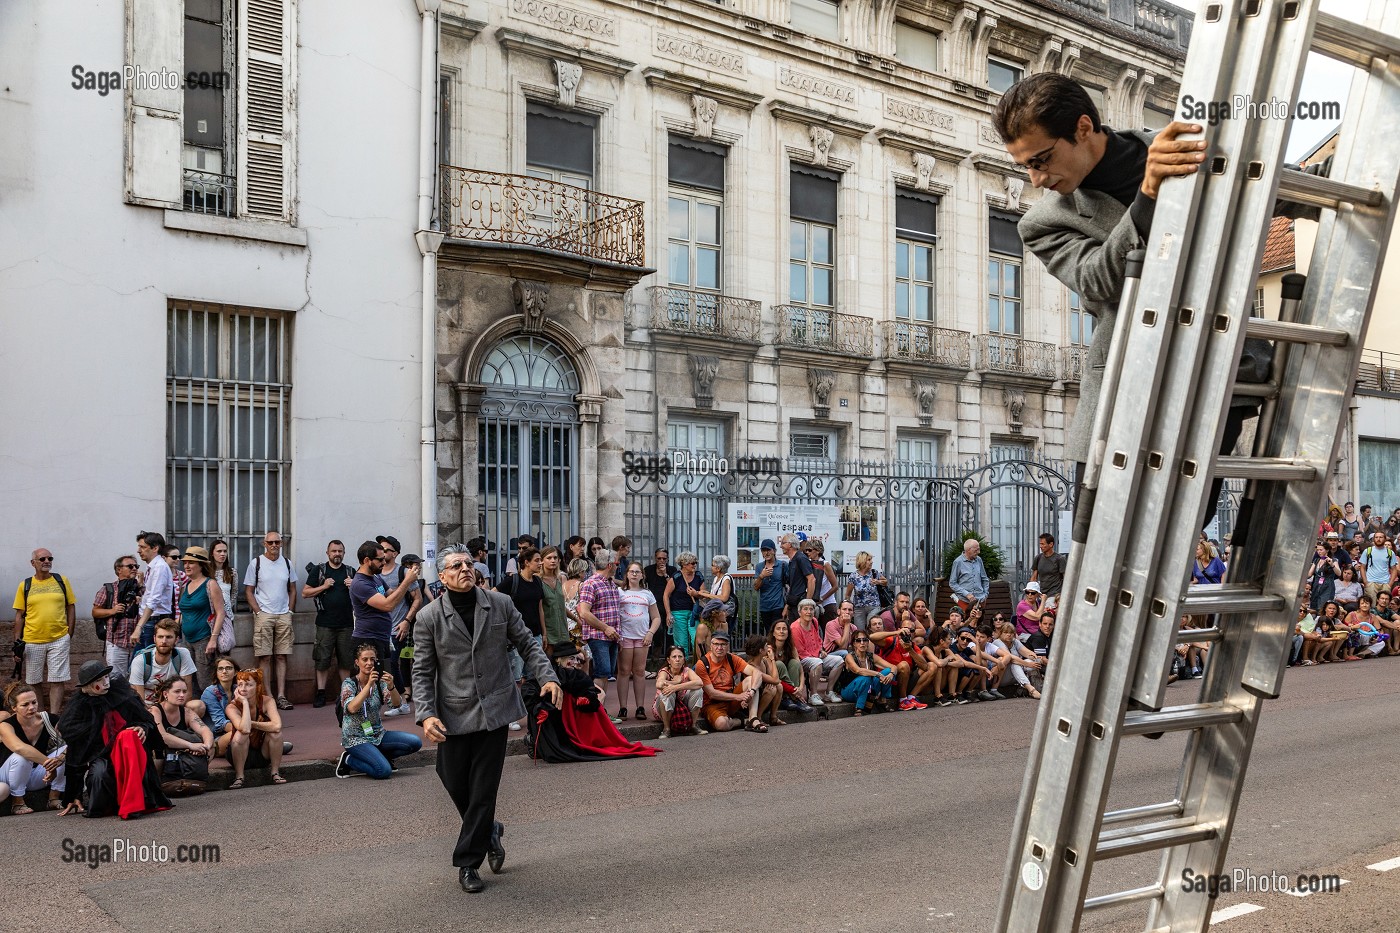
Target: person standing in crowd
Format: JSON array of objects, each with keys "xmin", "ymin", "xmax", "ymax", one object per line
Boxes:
[
  {"xmin": 164, "ymin": 546, "xmax": 188, "ymax": 630},
  {"xmin": 338, "ymin": 644, "xmax": 421, "ymax": 779},
  {"xmin": 1029, "ymin": 534, "xmax": 1066, "ymax": 610},
  {"xmin": 12, "ymin": 547, "xmax": 75, "ymax": 714},
  {"xmin": 350, "ymin": 540, "xmax": 421, "ymax": 689},
  {"xmin": 244, "ymin": 530, "xmax": 298, "ymax": 711},
  {"xmin": 642, "ymin": 547, "xmax": 678, "ymax": 670},
  {"xmin": 178, "ymin": 546, "xmax": 225, "ymax": 690},
  {"xmin": 497, "ymin": 545, "xmax": 547, "ymax": 685},
  {"xmin": 503, "ymin": 534, "xmax": 537, "ymax": 577},
  {"xmin": 0, "ymin": 682, "xmax": 66, "ymax": 813},
  {"xmin": 843, "ymin": 551, "xmax": 885, "ymax": 632},
  {"xmin": 611, "ymin": 536, "xmax": 633, "ymax": 583},
  {"xmin": 1337, "ymin": 502, "xmax": 1362, "ymax": 540},
  {"xmin": 753, "ymin": 540, "xmax": 788, "ymax": 630},
  {"xmin": 563, "ymin": 536, "xmax": 588, "ymax": 564},
  {"xmin": 616, "ymin": 562, "xmax": 660, "ymax": 722},
  {"xmin": 587, "ymin": 537, "xmax": 606, "ymax": 562},
  {"xmin": 803, "ymin": 540, "xmax": 840, "ymax": 622},
  {"xmin": 377, "ymin": 535, "xmax": 424, "ymax": 702},
  {"xmin": 1359, "ymin": 531, "xmax": 1398, "ymax": 606},
  {"xmin": 415, "ymin": 543, "xmax": 562, "ymax": 894},
  {"xmin": 389, "ymin": 553, "xmax": 428, "ymax": 716},
  {"xmin": 538, "ymin": 546, "xmax": 570, "ymax": 655},
  {"xmin": 663, "ymin": 552, "xmax": 703, "ymax": 660},
  {"xmin": 778, "ymin": 534, "xmax": 817, "ymax": 622},
  {"xmin": 949, "ymin": 539, "xmax": 990, "ymax": 613},
  {"xmin": 303, "ymin": 540, "xmax": 357, "ymax": 709},
  {"xmin": 93, "ymin": 555, "xmax": 143, "ymax": 674},
  {"xmin": 465, "ymin": 536, "xmax": 493, "ymax": 587},
  {"xmin": 209, "ymin": 539, "xmax": 237, "ymax": 643},
  {"xmin": 1191, "ymin": 540, "xmax": 1226, "ymax": 585},
  {"xmin": 577, "ymin": 550, "xmax": 622, "ymax": 718}
]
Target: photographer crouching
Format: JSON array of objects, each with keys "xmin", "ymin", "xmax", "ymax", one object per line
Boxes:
[{"xmin": 338, "ymin": 644, "xmax": 422, "ymax": 779}]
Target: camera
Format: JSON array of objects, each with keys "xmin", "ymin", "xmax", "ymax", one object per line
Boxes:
[{"xmin": 116, "ymin": 577, "xmax": 142, "ymax": 617}]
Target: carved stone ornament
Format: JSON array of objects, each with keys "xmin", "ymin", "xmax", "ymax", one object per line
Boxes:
[
  {"xmin": 1003, "ymin": 175, "xmax": 1025, "ymax": 211},
  {"xmin": 808, "ymin": 368, "xmax": 836, "ymax": 417},
  {"xmin": 914, "ymin": 379, "xmax": 937, "ymax": 427},
  {"xmin": 553, "ymin": 59, "xmax": 583, "ymax": 109},
  {"xmin": 912, "ymin": 152, "xmax": 937, "ymax": 191},
  {"xmin": 512, "ymin": 279, "xmax": 550, "ymax": 335},
  {"xmin": 688, "ymin": 354, "xmax": 720, "ymax": 409},
  {"xmin": 690, "ymin": 94, "xmax": 718, "ymax": 140},
  {"xmin": 1004, "ymin": 387, "xmax": 1027, "ymax": 434},
  {"xmin": 809, "ymin": 125, "xmax": 835, "ymax": 168}
]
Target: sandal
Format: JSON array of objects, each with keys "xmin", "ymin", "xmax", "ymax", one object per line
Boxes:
[
  {"xmin": 745, "ymin": 717, "xmax": 768, "ymax": 733},
  {"xmin": 10, "ymin": 801, "xmax": 33, "ymax": 815},
  {"xmin": 769, "ymin": 717, "xmax": 787, "ymax": 726},
  {"xmin": 852, "ymin": 710, "xmax": 863, "ymax": 717},
  {"xmin": 228, "ymin": 777, "xmax": 245, "ymax": 790},
  {"xmin": 276, "ymin": 696, "xmax": 294, "ymax": 710},
  {"xmin": 270, "ymin": 772, "xmax": 287, "ymax": 785}
]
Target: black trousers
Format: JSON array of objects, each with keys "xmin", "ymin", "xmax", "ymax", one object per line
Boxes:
[{"xmin": 436, "ymin": 726, "xmax": 510, "ymax": 868}]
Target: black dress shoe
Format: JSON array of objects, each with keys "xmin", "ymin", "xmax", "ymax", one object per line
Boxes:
[
  {"xmin": 487, "ymin": 821, "xmax": 506, "ymax": 874},
  {"xmin": 459, "ymin": 867, "xmax": 485, "ymax": 893}
]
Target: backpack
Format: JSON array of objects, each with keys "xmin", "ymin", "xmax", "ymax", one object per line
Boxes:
[
  {"xmin": 17, "ymin": 573, "xmax": 71, "ymax": 647},
  {"xmin": 253, "ymin": 554, "xmax": 292, "ymax": 589},
  {"xmin": 1364, "ymin": 547, "xmax": 1396, "ymax": 572},
  {"xmin": 131, "ymin": 644, "xmax": 186, "ymax": 694},
  {"xmin": 699, "ymin": 653, "xmax": 739, "ymax": 690}
]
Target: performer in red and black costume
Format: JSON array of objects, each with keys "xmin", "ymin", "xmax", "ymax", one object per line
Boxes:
[
  {"xmin": 524, "ymin": 643, "xmax": 659, "ymax": 762},
  {"xmin": 56, "ymin": 660, "xmax": 172, "ymax": 819}
]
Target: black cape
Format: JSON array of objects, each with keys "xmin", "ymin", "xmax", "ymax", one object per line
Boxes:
[{"xmin": 55, "ymin": 676, "xmax": 168, "ymax": 813}]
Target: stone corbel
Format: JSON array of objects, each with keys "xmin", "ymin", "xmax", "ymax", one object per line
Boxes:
[
  {"xmin": 553, "ymin": 59, "xmax": 582, "ymax": 110},
  {"xmin": 912, "ymin": 152, "xmax": 937, "ymax": 191},
  {"xmin": 690, "ymin": 94, "xmax": 718, "ymax": 140},
  {"xmin": 575, "ymin": 393, "xmax": 605, "ymax": 425},
  {"xmin": 1004, "ymin": 387, "xmax": 1027, "ymax": 434},
  {"xmin": 687, "ymin": 354, "xmax": 720, "ymax": 409},
  {"xmin": 1058, "ymin": 44, "xmax": 1080, "ymax": 77},
  {"xmin": 809, "ymin": 125, "xmax": 835, "ymax": 167},
  {"xmin": 953, "ymin": 5, "xmax": 979, "ymax": 73},
  {"xmin": 1111, "ymin": 65, "xmax": 1140, "ymax": 127},
  {"xmin": 914, "ymin": 379, "xmax": 937, "ymax": 427},
  {"xmin": 808, "ymin": 368, "xmax": 836, "ymax": 418},
  {"xmin": 512, "ymin": 279, "xmax": 549, "ymax": 335},
  {"xmin": 1003, "ymin": 175, "xmax": 1024, "ymax": 212},
  {"xmin": 972, "ymin": 12, "xmax": 999, "ymax": 79},
  {"xmin": 1033, "ymin": 35, "xmax": 1063, "ymax": 74},
  {"xmin": 1129, "ymin": 72, "xmax": 1156, "ymax": 127}
]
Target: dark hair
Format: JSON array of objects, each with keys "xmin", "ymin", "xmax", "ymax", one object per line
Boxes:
[
  {"xmin": 3, "ymin": 681, "xmax": 38, "ymax": 711},
  {"xmin": 517, "ymin": 546, "xmax": 540, "ymax": 566},
  {"xmin": 357, "ymin": 540, "xmax": 381, "ymax": 564},
  {"xmin": 744, "ymin": 634, "xmax": 768, "ymax": 659},
  {"xmin": 992, "ymin": 72, "xmax": 1101, "ymax": 143},
  {"xmin": 611, "ymin": 535, "xmax": 631, "ymax": 550},
  {"xmin": 767, "ymin": 619, "xmax": 796, "ymax": 664},
  {"xmin": 1039, "ymin": 533, "xmax": 1056, "ymax": 546},
  {"xmin": 113, "ymin": 554, "xmax": 136, "ymax": 572},
  {"xmin": 208, "ymin": 538, "xmax": 235, "ymax": 584},
  {"xmin": 328, "ymin": 539, "xmax": 344, "ymax": 549},
  {"xmin": 587, "ymin": 536, "xmax": 605, "ymax": 553},
  {"xmin": 138, "ymin": 530, "xmax": 167, "ymax": 551},
  {"xmin": 563, "ymin": 535, "xmax": 586, "ymax": 555},
  {"xmin": 977, "ymin": 625, "xmax": 994, "ymax": 638},
  {"xmin": 516, "ymin": 534, "xmax": 537, "ymax": 548}
]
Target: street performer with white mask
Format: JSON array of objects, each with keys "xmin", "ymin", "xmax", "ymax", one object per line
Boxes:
[{"xmin": 414, "ymin": 543, "xmax": 562, "ymax": 894}]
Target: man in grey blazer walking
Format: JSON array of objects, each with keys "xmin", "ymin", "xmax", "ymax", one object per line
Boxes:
[{"xmin": 415, "ymin": 543, "xmax": 562, "ymax": 894}]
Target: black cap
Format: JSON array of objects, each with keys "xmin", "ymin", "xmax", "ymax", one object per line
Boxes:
[
  {"xmin": 77, "ymin": 659, "xmax": 114, "ymax": 687},
  {"xmin": 710, "ymin": 630, "xmax": 730, "ymax": 642},
  {"xmin": 401, "ymin": 553, "xmax": 422, "ymax": 565}
]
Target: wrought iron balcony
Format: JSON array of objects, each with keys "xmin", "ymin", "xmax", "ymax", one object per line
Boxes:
[
  {"xmin": 977, "ymin": 334, "xmax": 1060, "ymax": 379},
  {"xmin": 650, "ymin": 286, "xmax": 760, "ymax": 343},
  {"xmin": 1060, "ymin": 345, "xmax": 1090, "ymax": 383},
  {"xmin": 882, "ymin": 320, "xmax": 973, "ymax": 369},
  {"xmin": 439, "ymin": 166, "xmax": 646, "ymax": 268},
  {"xmin": 183, "ymin": 169, "xmax": 235, "ymax": 217},
  {"xmin": 774, "ymin": 305, "xmax": 875, "ymax": 357},
  {"xmin": 1358, "ymin": 348, "xmax": 1399, "ymax": 393}
]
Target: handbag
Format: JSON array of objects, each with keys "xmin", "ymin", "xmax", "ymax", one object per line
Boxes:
[
  {"xmin": 216, "ymin": 614, "xmax": 236, "ymax": 654},
  {"xmin": 161, "ymin": 725, "xmax": 210, "ymax": 795}
]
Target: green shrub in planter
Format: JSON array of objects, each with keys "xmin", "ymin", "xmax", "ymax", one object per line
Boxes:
[{"xmin": 940, "ymin": 531, "xmax": 1005, "ymax": 580}]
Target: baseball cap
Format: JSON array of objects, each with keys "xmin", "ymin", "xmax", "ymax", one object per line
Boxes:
[
  {"xmin": 710, "ymin": 630, "xmax": 730, "ymax": 642},
  {"xmin": 760, "ymin": 538, "xmax": 777, "ymax": 551}
]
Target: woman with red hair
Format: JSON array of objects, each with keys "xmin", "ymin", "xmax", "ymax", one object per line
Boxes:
[{"xmin": 225, "ymin": 669, "xmax": 285, "ymax": 788}]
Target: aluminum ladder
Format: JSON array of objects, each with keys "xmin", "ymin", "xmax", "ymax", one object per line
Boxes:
[{"xmin": 996, "ymin": 1, "xmax": 1400, "ymax": 930}]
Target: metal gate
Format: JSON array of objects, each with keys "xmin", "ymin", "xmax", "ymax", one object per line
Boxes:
[{"xmin": 962, "ymin": 455, "xmax": 1075, "ymax": 593}]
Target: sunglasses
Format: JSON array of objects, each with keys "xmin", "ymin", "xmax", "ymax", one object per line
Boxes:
[
  {"xmin": 35, "ymin": 556, "xmax": 54, "ymax": 562},
  {"xmin": 121, "ymin": 564, "xmax": 139, "ymax": 569},
  {"xmin": 265, "ymin": 540, "xmax": 283, "ymax": 546}
]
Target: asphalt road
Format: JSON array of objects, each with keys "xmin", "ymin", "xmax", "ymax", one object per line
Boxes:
[{"xmin": 8, "ymin": 657, "xmax": 1400, "ymax": 933}]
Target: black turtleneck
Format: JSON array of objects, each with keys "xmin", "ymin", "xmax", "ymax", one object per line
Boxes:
[
  {"xmin": 1079, "ymin": 126, "xmax": 1159, "ymax": 240},
  {"xmin": 449, "ymin": 586, "xmax": 479, "ymax": 635}
]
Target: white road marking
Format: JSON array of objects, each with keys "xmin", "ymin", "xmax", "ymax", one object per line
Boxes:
[
  {"xmin": 1367, "ymin": 856, "xmax": 1400, "ymax": 872},
  {"xmin": 1210, "ymin": 903, "xmax": 1265, "ymax": 923}
]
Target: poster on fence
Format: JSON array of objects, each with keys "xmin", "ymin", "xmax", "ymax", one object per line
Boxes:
[{"xmin": 727, "ymin": 503, "xmax": 879, "ymax": 575}]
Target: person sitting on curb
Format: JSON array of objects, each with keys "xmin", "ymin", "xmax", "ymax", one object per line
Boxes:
[
  {"xmin": 696, "ymin": 631, "xmax": 768, "ymax": 733},
  {"xmin": 973, "ymin": 626, "xmax": 1012, "ymax": 700},
  {"xmin": 951, "ymin": 628, "xmax": 997, "ymax": 703},
  {"xmin": 766, "ymin": 619, "xmax": 812, "ymax": 715},
  {"xmin": 912, "ymin": 628, "xmax": 960, "ymax": 707},
  {"xmin": 338, "ymin": 644, "xmax": 423, "ymax": 779},
  {"xmin": 225, "ymin": 669, "xmax": 285, "ymax": 789},
  {"xmin": 991, "ymin": 621, "xmax": 1045, "ymax": 699},
  {"xmin": 743, "ymin": 635, "xmax": 789, "ymax": 727},
  {"xmin": 652, "ymin": 646, "xmax": 706, "ymax": 738},
  {"xmin": 866, "ymin": 616, "xmax": 925, "ymax": 710},
  {"xmin": 836, "ymin": 632, "xmax": 897, "ymax": 715},
  {"xmin": 0, "ymin": 682, "xmax": 66, "ymax": 813},
  {"xmin": 149, "ymin": 679, "xmax": 215, "ymax": 796},
  {"xmin": 791, "ymin": 599, "xmax": 842, "ymax": 706}
]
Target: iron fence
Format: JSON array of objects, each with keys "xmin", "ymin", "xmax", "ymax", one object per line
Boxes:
[
  {"xmin": 773, "ymin": 305, "xmax": 876, "ymax": 357},
  {"xmin": 977, "ymin": 334, "xmax": 1060, "ymax": 379},
  {"xmin": 1060, "ymin": 345, "xmax": 1089, "ymax": 383},
  {"xmin": 650, "ymin": 286, "xmax": 761, "ymax": 343},
  {"xmin": 1357, "ymin": 348, "xmax": 1399, "ymax": 393},
  {"xmin": 882, "ymin": 320, "xmax": 974, "ymax": 368},
  {"xmin": 183, "ymin": 169, "xmax": 235, "ymax": 217}
]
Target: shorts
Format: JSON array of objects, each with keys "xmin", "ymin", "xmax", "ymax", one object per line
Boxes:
[
  {"xmin": 313, "ymin": 626, "xmax": 355, "ymax": 672},
  {"xmin": 588, "ymin": 638, "xmax": 618, "ymax": 679},
  {"xmin": 703, "ymin": 700, "xmax": 743, "ymax": 727},
  {"xmin": 253, "ymin": 611, "xmax": 293, "ymax": 657},
  {"xmin": 620, "ymin": 637, "xmax": 647, "ymax": 649},
  {"xmin": 24, "ymin": 634, "xmax": 70, "ymax": 684}
]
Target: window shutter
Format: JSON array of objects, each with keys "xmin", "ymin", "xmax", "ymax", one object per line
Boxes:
[
  {"xmin": 238, "ymin": 0, "xmax": 296, "ymax": 221},
  {"xmin": 125, "ymin": 0, "xmax": 183, "ymax": 206}
]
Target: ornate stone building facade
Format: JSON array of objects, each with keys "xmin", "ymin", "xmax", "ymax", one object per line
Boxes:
[{"xmin": 432, "ymin": 0, "xmax": 1191, "ymax": 551}]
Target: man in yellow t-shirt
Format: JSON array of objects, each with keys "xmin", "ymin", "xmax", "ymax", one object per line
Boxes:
[{"xmin": 12, "ymin": 548, "xmax": 76, "ymax": 713}]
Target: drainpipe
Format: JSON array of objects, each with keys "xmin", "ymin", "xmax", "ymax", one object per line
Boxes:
[{"xmin": 416, "ymin": 0, "xmax": 443, "ymax": 580}]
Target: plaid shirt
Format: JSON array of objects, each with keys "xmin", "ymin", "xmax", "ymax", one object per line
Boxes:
[
  {"xmin": 94, "ymin": 581, "xmax": 142, "ymax": 646},
  {"xmin": 578, "ymin": 572, "xmax": 620, "ymax": 641}
]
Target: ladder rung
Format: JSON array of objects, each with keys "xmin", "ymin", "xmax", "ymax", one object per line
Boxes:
[
  {"xmin": 1096, "ymin": 818, "xmax": 1218, "ymax": 860},
  {"xmin": 1244, "ymin": 317, "xmax": 1350, "ymax": 347},
  {"xmin": 1232, "ymin": 381, "xmax": 1278, "ymax": 399},
  {"xmin": 1214, "ymin": 456, "xmax": 1317, "ymax": 481},
  {"xmin": 1181, "ymin": 584, "xmax": 1285, "ymax": 615},
  {"xmin": 1083, "ymin": 883, "xmax": 1165, "ymax": 912},
  {"xmin": 1312, "ymin": 10, "xmax": 1400, "ymax": 70},
  {"xmin": 1122, "ymin": 702, "xmax": 1245, "ymax": 737},
  {"xmin": 1103, "ymin": 799, "xmax": 1184, "ymax": 826},
  {"xmin": 1176, "ymin": 625, "xmax": 1222, "ymax": 643},
  {"xmin": 1277, "ymin": 168, "xmax": 1384, "ymax": 211}
]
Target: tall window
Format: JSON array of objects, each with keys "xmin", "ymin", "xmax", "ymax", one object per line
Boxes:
[
  {"xmin": 667, "ymin": 419, "xmax": 725, "ymax": 458},
  {"xmin": 791, "ymin": 0, "xmax": 839, "ymax": 40},
  {"xmin": 1252, "ymin": 287, "xmax": 1266, "ymax": 317},
  {"xmin": 896, "ymin": 433, "xmax": 939, "ymax": 470},
  {"xmin": 667, "ymin": 138, "xmax": 725, "ymax": 293},
  {"xmin": 895, "ymin": 22, "xmax": 939, "ymax": 71},
  {"xmin": 988, "ymin": 58, "xmax": 1023, "ymax": 93},
  {"xmin": 1069, "ymin": 291, "xmax": 1093, "ymax": 345},
  {"xmin": 167, "ymin": 301, "xmax": 291, "ymax": 577},
  {"xmin": 183, "ymin": 0, "xmax": 233, "ymax": 215},
  {"xmin": 988, "ymin": 210, "xmax": 1023, "ymax": 335},
  {"xmin": 525, "ymin": 102, "xmax": 595, "ymax": 189},
  {"xmin": 896, "ymin": 191, "xmax": 938, "ymax": 322},
  {"xmin": 790, "ymin": 168, "xmax": 839, "ymax": 308}
]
